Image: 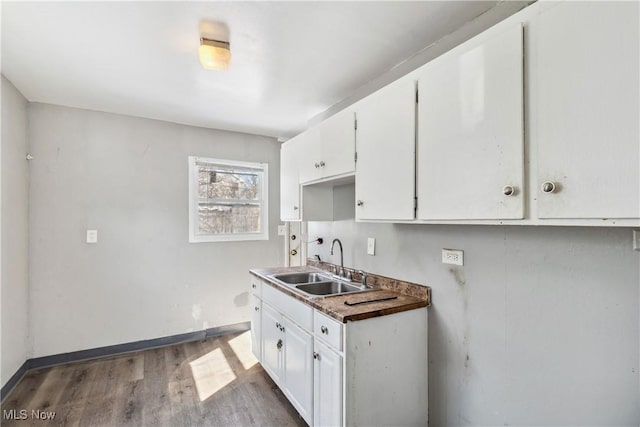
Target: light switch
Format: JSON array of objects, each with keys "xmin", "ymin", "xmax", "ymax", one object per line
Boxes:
[
  {"xmin": 367, "ymin": 237, "xmax": 376, "ymax": 256},
  {"xmin": 86, "ymin": 229, "xmax": 98, "ymax": 244}
]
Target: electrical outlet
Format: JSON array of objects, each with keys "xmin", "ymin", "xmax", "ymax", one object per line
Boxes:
[
  {"xmin": 277, "ymin": 225, "xmax": 286, "ymax": 236},
  {"xmin": 442, "ymin": 248, "xmax": 463, "ymax": 266},
  {"xmin": 634, "ymin": 230, "xmax": 640, "ymax": 251},
  {"xmin": 86, "ymin": 229, "xmax": 98, "ymax": 244},
  {"xmin": 367, "ymin": 237, "xmax": 376, "ymax": 256}
]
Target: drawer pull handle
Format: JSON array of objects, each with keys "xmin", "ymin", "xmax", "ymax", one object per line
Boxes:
[{"xmin": 321, "ymin": 326, "xmax": 328, "ymax": 334}]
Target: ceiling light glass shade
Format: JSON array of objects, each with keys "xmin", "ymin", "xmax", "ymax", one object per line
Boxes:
[{"xmin": 199, "ymin": 38, "xmax": 231, "ymax": 71}]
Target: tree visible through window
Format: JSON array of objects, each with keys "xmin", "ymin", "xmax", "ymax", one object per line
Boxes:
[{"xmin": 189, "ymin": 157, "xmax": 268, "ymax": 242}]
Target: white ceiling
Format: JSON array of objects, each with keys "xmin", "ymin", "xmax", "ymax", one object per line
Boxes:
[{"xmin": 2, "ymin": 1, "xmax": 503, "ymax": 138}]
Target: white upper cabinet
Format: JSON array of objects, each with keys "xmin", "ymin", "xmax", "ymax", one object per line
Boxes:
[
  {"xmin": 280, "ymin": 139, "xmax": 301, "ymax": 221},
  {"xmin": 299, "ymin": 108, "xmax": 356, "ymax": 184},
  {"xmin": 417, "ymin": 23, "xmax": 525, "ymax": 220},
  {"xmin": 534, "ymin": 1, "xmax": 639, "ymax": 220},
  {"xmin": 279, "ymin": 1, "xmax": 639, "ymax": 227},
  {"xmin": 354, "ymin": 74, "xmax": 417, "ymax": 221}
]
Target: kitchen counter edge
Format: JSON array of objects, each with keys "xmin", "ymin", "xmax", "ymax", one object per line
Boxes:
[{"xmin": 249, "ymin": 265, "xmax": 430, "ymax": 323}]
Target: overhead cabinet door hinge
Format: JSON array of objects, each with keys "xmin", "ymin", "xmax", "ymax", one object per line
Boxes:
[{"xmin": 354, "ymin": 151, "xmax": 358, "ymax": 163}]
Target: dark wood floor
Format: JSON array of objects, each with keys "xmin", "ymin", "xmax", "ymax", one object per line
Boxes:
[{"xmin": 1, "ymin": 331, "xmax": 307, "ymax": 427}]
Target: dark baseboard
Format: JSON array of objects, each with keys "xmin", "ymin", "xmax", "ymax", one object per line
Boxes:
[
  {"xmin": 0, "ymin": 360, "xmax": 30, "ymax": 403},
  {"xmin": 1, "ymin": 321, "xmax": 250, "ymax": 403}
]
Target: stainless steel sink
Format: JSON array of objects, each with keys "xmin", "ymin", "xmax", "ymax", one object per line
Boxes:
[
  {"xmin": 271, "ymin": 272, "xmax": 332, "ymax": 285},
  {"xmin": 295, "ymin": 281, "xmax": 362, "ymax": 296}
]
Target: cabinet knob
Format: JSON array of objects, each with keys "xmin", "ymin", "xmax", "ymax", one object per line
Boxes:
[
  {"xmin": 277, "ymin": 339, "xmax": 283, "ymax": 350},
  {"xmin": 251, "ymin": 284, "xmax": 256, "ymax": 289},
  {"xmin": 281, "ymin": 326, "xmax": 285, "ymax": 332},
  {"xmin": 313, "ymin": 352, "xmax": 320, "ymax": 360},
  {"xmin": 319, "ymin": 161, "xmax": 325, "ymax": 167},
  {"xmin": 541, "ymin": 181, "xmax": 557, "ymax": 194},
  {"xmin": 314, "ymin": 162, "xmax": 320, "ymax": 168},
  {"xmin": 276, "ymin": 322, "xmax": 280, "ymax": 329},
  {"xmin": 293, "ymin": 205, "xmax": 299, "ymax": 210},
  {"xmin": 320, "ymin": 326, "xmax": 328, "ymax": 334},
  {"xmin": 290, "ymin": 249, "xmax": 298, "ymax": 256},
  {"xmin": 254, "ymin": 306, "xmax": 259, "ymax": 311},
  {"xmin": 356, "ymin": 200, "xmax": 364, "ymax": 207},
  {"xmin": 503, "ymin": 185, "xmax": 516, "ymax": 196}
]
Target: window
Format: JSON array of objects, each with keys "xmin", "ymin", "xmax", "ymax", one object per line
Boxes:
[{"xmin": 188, "ymin": 156, "xmax": 268, "ymax": 242}]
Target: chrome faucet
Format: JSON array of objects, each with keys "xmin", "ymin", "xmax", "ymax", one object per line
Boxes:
[{"xmin": 330, "ymin": 238, "xmax": 344, "ymax": 277}]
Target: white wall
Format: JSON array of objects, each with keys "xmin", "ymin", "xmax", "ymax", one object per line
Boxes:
[
  {"xmin": 311, "ymin": 1, "xmax": 532, "ymax": 125},
  {"xmin": 308, "ymin": 185, "xmax": 640, "ymax": 426},
  {"xmin": 1, "ymin": 76, "xmax": 31, "ymax": 386},
  {"xmin": 28, "ymin": 103, "xmax": 283, "ymax": 357}
]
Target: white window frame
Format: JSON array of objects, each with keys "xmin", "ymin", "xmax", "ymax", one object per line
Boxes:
[{"xmin": 188, "ymin": 156, "xmax": 269, "ymax": 243}]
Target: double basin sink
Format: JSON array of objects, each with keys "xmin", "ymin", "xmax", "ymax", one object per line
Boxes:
[{"xmin": 270, "ymin": 271, "xmax": 367, "ymax": 297}]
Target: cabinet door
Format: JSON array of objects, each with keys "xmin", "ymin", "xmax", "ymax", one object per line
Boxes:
[
  {"xmin": 282, "ymin": 318, "xmax": 313, "ymax": 424},
  {"xmin": 535, "ymin": 2, "xmax": 639, "ymax": 219},
  {"xmin": 317, "ymin": 107, "xmax": 356, "ymax": 179},
  {"xmin": 417, "ymin": 23, "xmax": 524, "ymax": 220},
  {"xmin": 280, "ymin": 140, "xmax": 301, "ymax": 221},
  {"xmin": 314, "ymin": 340, "xmax": 343, "ymax": 427},
  {"xmin": 261, "ymin": 303, "xmax": 284, "ymax": 385},
  {"xmin": 250, "ymin": 294, "xmax": 262, "ymax": 361},
  {"xmin": 298, "ymin": 127, "xmax": 322, "ymax": 184},
  {"xmin": 355, "ymin": 75, "xmax": 417, "ymax": 220}
]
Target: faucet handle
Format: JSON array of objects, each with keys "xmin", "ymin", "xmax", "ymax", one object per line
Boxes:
[
  {"xmin": 357, "ymin": 270, "xmax": 368, "ymax": 287},
  {"xmin": 345, "ymin": 269, "xmax": 352, "ymax": 281}
]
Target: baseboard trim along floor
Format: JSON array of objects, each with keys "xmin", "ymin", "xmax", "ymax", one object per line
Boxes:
[{"xmin": 0, "ymin": 321, "xmax": 250, "ymax": 402}]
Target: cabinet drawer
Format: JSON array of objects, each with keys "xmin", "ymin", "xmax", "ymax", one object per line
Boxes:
[
  {"xmin": 262, "ymin": 284, "xmax": 313, "ymax": 331},
  {"xmin": 250, "ymin": 277, "xmax": 262, "ymax": 297},
  {"xmin": 314, "ymin": 311, "xmax": 343, "ymax": 351}
]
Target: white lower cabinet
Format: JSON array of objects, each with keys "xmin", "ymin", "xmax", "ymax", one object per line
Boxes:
[
  {"xmin": 252, "ymin": 277, "xmax": 428, "ymax": 426},
  {"xmin": 250, "ymin": 278, "xmax": 263, "ymax": 361},
  {"xmin": 282, "ymin": 317, "xmax": 313, "ymax": 423},
  {"xmin": 313, "ymin": 339, "xmax": 343, "ymax": 427},
  {"xmin": 261, "ymin": 302, "xmax": 284, "ymax": 384},
  {"xmin": 250, "ymin": 294, "xmax": 262, "ymax": 361},
  {"xmin": 260, "ymin": 297, "xmax": 313, "ymax": 425}
]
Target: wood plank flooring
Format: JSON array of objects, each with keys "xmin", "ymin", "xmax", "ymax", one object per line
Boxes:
[{"xmin": 1, "ymin": 331, "xmax": 308, "ymax": 427}]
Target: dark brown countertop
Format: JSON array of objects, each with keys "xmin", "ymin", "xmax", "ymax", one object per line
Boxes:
[{"xmin": 250, "ymin": 265, "xmax": 430, "ymax": 323}]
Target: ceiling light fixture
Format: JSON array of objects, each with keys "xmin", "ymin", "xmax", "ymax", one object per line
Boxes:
[{"xmin": 199, "ymin": 38, "xmax": 231, "ymax": 71}]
